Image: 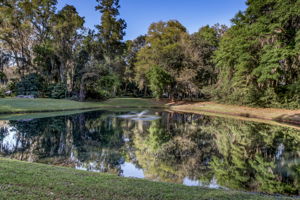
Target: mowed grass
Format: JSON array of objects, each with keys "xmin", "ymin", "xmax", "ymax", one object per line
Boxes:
[
  {"xmin": 170, "ymin": 101, "xmax": 300, "ymax": 125},
  {"xmin": 1, "ymin": 97, "xmax": 300, "ymax": 126},
  {"xmin": 0, "ymin": 97, "xmax": 165, "ymax": 114},
  {"xmin": 0, "ymin": 158, "xmax": 290, "ymax": 200}
]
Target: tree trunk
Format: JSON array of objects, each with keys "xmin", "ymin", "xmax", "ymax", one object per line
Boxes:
[
  {"xmin": 59, "ymin": 62, "xmax": 66, "ymax": 83},
  {"xmin": 79, "ymin": 81, "xmax": 85, "ymax": 102},
  {"xmin": 66, "ymin": 60, "xmax": 74, "ymax": 94}
]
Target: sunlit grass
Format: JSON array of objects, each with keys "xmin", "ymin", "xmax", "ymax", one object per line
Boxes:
[{"xmin": 0, "ymin": 97, "xmax": 165, "ymax": 114}]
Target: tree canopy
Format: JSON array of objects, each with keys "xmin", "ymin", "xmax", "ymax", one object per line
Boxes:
[{"xmin": 0, "ymin": 0, "xmax": 299, "ymax": 108}]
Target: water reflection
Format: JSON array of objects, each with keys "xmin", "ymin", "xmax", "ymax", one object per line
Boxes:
[{"xmin": 0, "ymin": 110, "xmax": 299, "ymax": 195}]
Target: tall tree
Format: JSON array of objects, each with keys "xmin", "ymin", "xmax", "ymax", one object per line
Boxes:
[
  {"xmin": 135, "ymin": 20, "xmax": 187, "ymax": 98},
  {"xmin": 95, "ymin": 0, "xmax": 126, "ymax": 67},
  {"xmin": 183, "ymin": 25, "xmax": 225, "ymax": 92},
  {"xmin": 52, "ymin": 5, "xmax": 84, "ymax": 92},
  {"xmin": 123, "ymin": 35, "xmax": 146, "ymax": 95}
]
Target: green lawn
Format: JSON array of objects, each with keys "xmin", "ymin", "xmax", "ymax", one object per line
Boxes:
[
  {"xmin": 0, "ymin": 158, "xmax": 289, "ymax": 200},
  {"xmin": 0, "ymin": 97, "xmax": 165, "ymax": 114}
]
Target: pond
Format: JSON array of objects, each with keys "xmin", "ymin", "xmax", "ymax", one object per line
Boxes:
[{"xmin": 0, "ymin": 110, "xmax": 299, "ymax": 196}]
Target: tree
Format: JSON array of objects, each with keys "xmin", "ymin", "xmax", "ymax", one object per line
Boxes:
[
  {"xmin": 95, "ymin": 0, "xmax": 126, "ymax": 66},
  {"xmin": 0, "ymin": 0, "xmax": 58, "ymax": 76},
  {"xmin": 213, "ymin": 0, "xmax": 300, "ymax": 108},
  {"xmin": 146, "ymin": 66, "xmax": 174, "ymax": 99},
  {"xmin": 123, "ymin": 35, "xmax": 146, "ymax": 95},
  {"xmin": 52, "ymin": 5, "xmax": 84, "ymax": 92},
  {"xmin": 134, "ymin": 20, "xmax": 188, "ymax": 99}
]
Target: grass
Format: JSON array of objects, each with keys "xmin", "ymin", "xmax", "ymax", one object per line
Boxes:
[
  {"xmin": 0, "ymin": 109, "xmax": 99, "ymax": 120},
  {"xmin": 169, "ymin": 101, "xmax": 300, "ymax": 126},
  {"xmin": 1, "ymin": 97, "xmax": 300, "ymax": 126},
  {"xmin": 0, "ymin": 97, "xmax": 165, "ymax": 114},
  {"xmin": 0, "ymin": 158, "xmax": 292, "ymax": 200}
]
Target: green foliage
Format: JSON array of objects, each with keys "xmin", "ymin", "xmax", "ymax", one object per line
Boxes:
[
  {"xmin": 95, "ymin": 0, "xmax": 126, "ymax": 64},
  {"xmin": 0, "ymin": 86, "xmax": 5, "ymax": 98},
  {"xmin": 47, "ymin": 83, "xmax": 67, "ymax": 99},
  {"xmin": 146, "ymin": 66, "xmax": 173, "ymax": 98},
  {"xmin": 96, "ymin": 74, "xmax": 121, "ymax": 99},
  {"xmin": 33, "ymin": 43, "xmax": 60, "ymax": 82},
  {"xmin": 16, "ymin": 73, "xmax": 44, "ymax": 97},
  {"xmin": 6, "ymin": 80, "xmax": 17, "ymax": 95},
  {"xmin": 212, "ymin": 0, "xmax": 300, "ymax": 108},
  {"xmin": 52, "ymin": 5, "xmax": 84, "ymax": 85},
  {"xmin": 1, "ymin": 0, "xmax": 300, "ymax": 107},
  {"xmin": 134, "ymin": 21, "xmax": 222, "ymax": 100},
  {"xmin": 0, "ymin": 71, "xmax": 7, "ymax": 84}
]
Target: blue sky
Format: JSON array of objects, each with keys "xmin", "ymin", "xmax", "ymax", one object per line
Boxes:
[{"xmin": 57, "ymin": 0, "xmax": 247, "ymax": 40}]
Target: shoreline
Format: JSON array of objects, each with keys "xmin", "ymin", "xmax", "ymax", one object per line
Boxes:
[
  {"xmin": 1, "ymin": 97, "xmax": 300, "ymax": 128},
  {"xmin": 167, "ymin": 101, "xmax": 300, "ymax": 127}
]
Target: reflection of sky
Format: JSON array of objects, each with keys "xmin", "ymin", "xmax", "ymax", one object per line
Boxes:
[
  {"xmin": 75, "ymin": 161, "xmax": 102, "ymax": 173},
  {"xmin": 74, "ymin": 161, "xmax": 146, "ymax": 178},
  {"xmin": 183, "ymin": 177, "xmax": 223, "ymax": 189},
  {"xmin": 276, "ymin": 143, "xmax": 285, "ymax": 160},
  {"xmin": 183, "ymin": 177, "xmax": 200, "ymax": 186},
  {"xmin": 1, "ymin": 126, "xmax": 22, "ymax": 152},
  {"xmin": 121, "ymin": 162, "xmax": 145, "ymax": 178},
  {"xmin": 74, "ymin": 159, "xmax": 223, "ymax": 189}
]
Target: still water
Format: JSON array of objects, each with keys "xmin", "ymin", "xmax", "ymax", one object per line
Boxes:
[{"xmin": 0, "ymin": 110, "xmax": 299, "ymax": 195}]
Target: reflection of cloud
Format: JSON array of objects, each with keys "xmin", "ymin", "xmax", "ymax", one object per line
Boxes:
[
  {"xmin": 183, "ymin": 177, "xmax": 225, "ymax": 189},
  {"xmin": 276, "ymin": 143, "xmax": 285, "ymax": 160},
  {"xmin": 209, "ymin": 177, "xmax": 223, "ymax": 189},
  {"xmin": 183, "ymin": 177, "xmax": 200, "ymax": 186},
  {"xmin": 75, "ymin": 161, "xmax": 102, "ymax": 173},
  {"xmin": 121, "ymin": 162, "xmax": 144, "ymax": 178},
  {"xmin": 1, "ymin": 126, "xmax": 22, "ymax": 152}
]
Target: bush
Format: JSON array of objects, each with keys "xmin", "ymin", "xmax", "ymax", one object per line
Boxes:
[
  {"xmin": 95, "ymin": 74, "xmax": 121, "ymax": 99},
  {"xmin": 0, "ymin": 72, "xmax": 7, "ymax": 84},
  {"xmin": 50, "ymin": 83, "xmax": 67, "ymax": 99},
  {"xmin": 16, "ymin": 73, "xmax": 44, "ymax": 97},
  {"xmin": 0, "ymin": 86, "xmax": 5, "ymax": 98},
  {"xmin": 7, "ymin": 80, "xmax": 17, "ymax": 95}
]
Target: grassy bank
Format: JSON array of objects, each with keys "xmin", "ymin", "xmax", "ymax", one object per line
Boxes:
[
  {"xmin": 169, "ymin": 101, "xmax": 300, "ymax": 126},
  {"xmin": 1, "ymin": 97, "xmax": 300, "ymax": 126},
  {"xmin": 0, "ymin": 158, "xmax": 291, "ymax": 200},
  {"xmin": 0, "ymin": 97, "xmax": 165, "ymax": 114}
]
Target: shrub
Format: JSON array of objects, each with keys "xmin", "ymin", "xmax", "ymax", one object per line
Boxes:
[
  {"xmin": 0, "ymin": 72, "xmax": 7, "ymax": 84},
  {"xmin": 50, "ymin": 83, "xmax": 67, "ymax": 99},
  {"xmin": 7, "ymin": 80, "xmax": 17, "ymax": 95},
  {"xmin": 95, "ymin": 74, "xmax": 121, "ymax": 99},
  {"xmin": 0, "ymin": 86, "xmax": 5, "ymax": 98},
  {"xmin": 16, "ymin": 73, "xmax": 44, "ymax": 97}
]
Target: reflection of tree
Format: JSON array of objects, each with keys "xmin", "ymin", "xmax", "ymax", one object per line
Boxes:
[
  {"xmin": 130, "ymin": 113, "xmax": 217, "ymax": 184},
  {"xmin": 0, "ymin": 124, "xmax": 8, "ymax": 144},
  {"xmin": 205, "ymin": 118, "xmax": 300, "ymax": 195},
  {"xmin": 0, "ymin": 111, "xmax": 125, "ymax": 175},
  {"xmin": 128, "ymin": 112, "xmax": 300, "ymax": 195}
]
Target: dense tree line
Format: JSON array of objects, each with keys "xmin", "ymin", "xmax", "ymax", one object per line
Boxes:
[
  {"xmin": 212, "ymin": 0, "xmax": 300, "ymax": 108},
  {"xmin": 0, "ymin": 0, "xmax": 299, "ymax": 108}
]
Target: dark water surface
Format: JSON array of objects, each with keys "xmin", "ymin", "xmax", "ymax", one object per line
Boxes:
[{"xmin": 0, "ymin": 110, "xmax": 299, "ymax": 196}]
